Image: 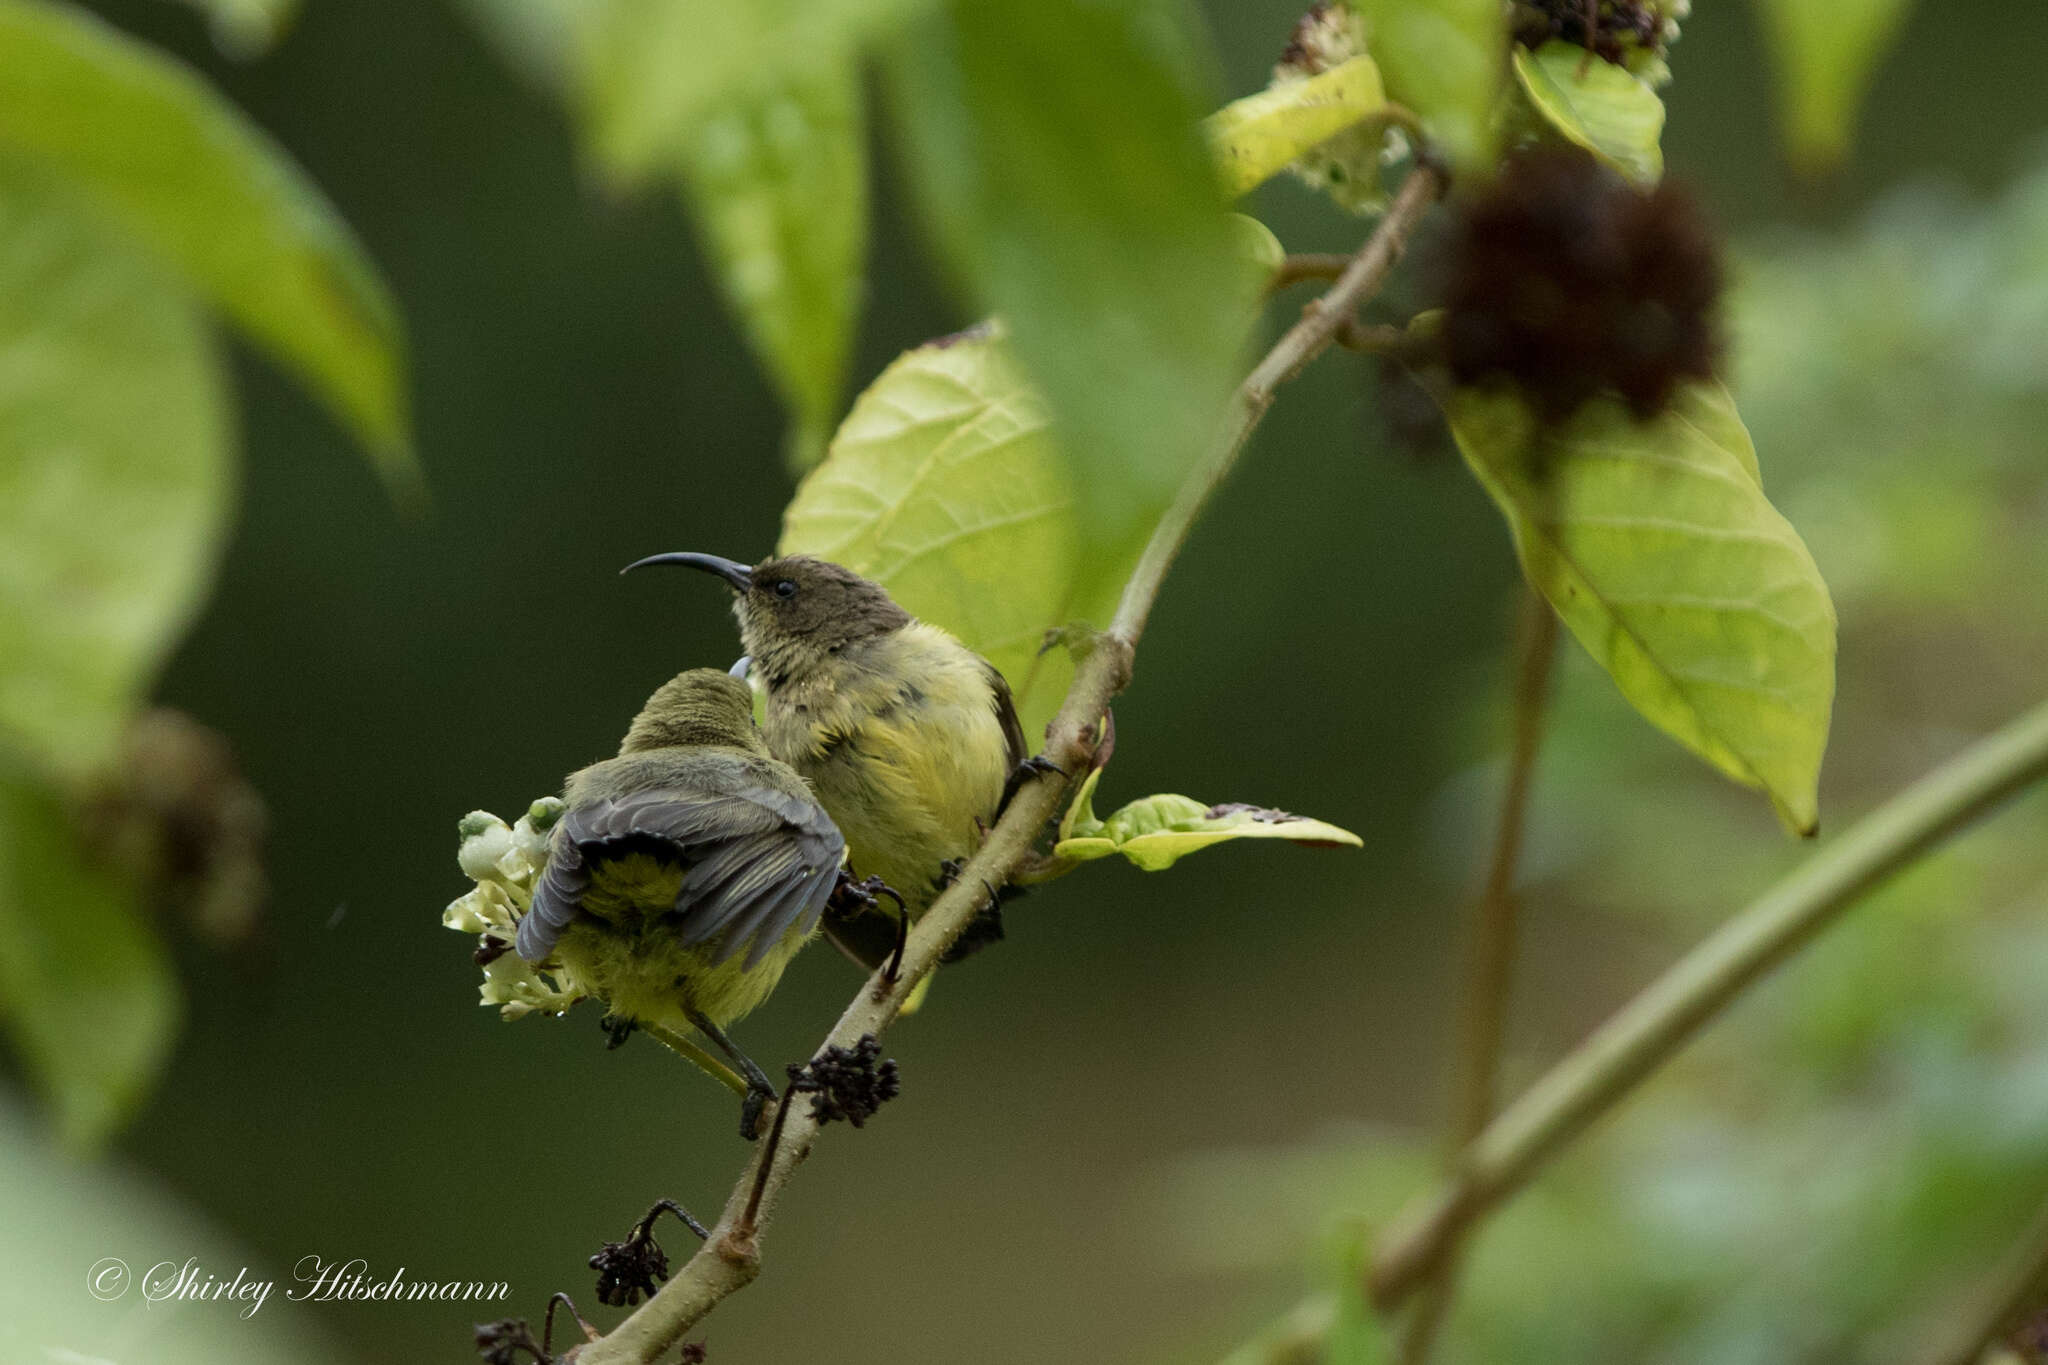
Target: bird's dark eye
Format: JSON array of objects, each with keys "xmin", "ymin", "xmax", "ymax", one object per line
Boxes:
[{"xmin": 773, "ymin": 579, "xmax": 798, "ymax": 599}]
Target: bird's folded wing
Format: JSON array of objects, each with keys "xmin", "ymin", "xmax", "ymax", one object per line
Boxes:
[{"xmin": 517, "ymin": 784, "xmax": 843, "ymax": 970}]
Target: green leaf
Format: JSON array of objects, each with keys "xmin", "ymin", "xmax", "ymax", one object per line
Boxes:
[
  {"xmin": 0, "ymin": 0, "xmax": 411, "ymax": 486},
  {"xmin": 1204, "ymin": 54, "xmax": 1387, "ymax": 198},
  {"xmin": 1511, "ymin": 41, "xmax": 1665, "ymax": 185},
  {"xmin": 0, "ymin": 172, "xmax": 233, "ymax": 780},
  {"xmin": 1349, "ymin": 0, "xmax": 1505, "ymax": 172},
  {"xmin": 165, "ymin": 0, "xmax": 297, "ymax": 58},
  {"xmin": 579, "ymin": 0, "xmax": 931, "ymax": 181},
  {"xmin": 1751, "ymin": 0, "xmax": 1912, "ymax": 171},
  {"xmin": 1227, "ymin": 212, "xmax": 1285, "ymax": 282},
  {"xmin": 1443, "ymin": 381, "xmax": 1837, "ymax": 833},
  {"xmin": 453, "ymin": 0, "xmax": 583, "ymax": 89},
  {"xmin": 677, "ymin": 53, "xmax": 868, "ymax": 471},
  {"xmin": 0, "ymin": 769, "xmax": 180, "ymax": 1147},
  {"xmin": 1055, "ymin": 768, "xmax": 1363, "ymax": 872},
  {"xmin": 885, "ymin": 0, "xmax": 1250, "ymax": 572},
  {"xmin": 779, "ymin": 328, "xmax": 1118, "ymax": 738}
]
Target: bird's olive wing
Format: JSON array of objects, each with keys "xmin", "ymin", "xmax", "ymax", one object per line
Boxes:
[
  {"xmin": 517, "ymin": 785, "xmax": 844, "ymax": 969},
  {"xmin": 983, "ymin": 660, "xmax": 1029, "ymax": 772}
]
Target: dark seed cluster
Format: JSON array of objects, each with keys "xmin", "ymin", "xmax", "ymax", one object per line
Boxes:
[
  {"xmin": 788, "ymin": 1034, "xmax": 901, "ymax": 1128},
  {"xmin": 1511, "ymin": 0, "xmax": 1671, "ymax": 66},
  {"xmin": 588, "ymin": 1199, "xmax": 709, "ymax": 1308},
  {"xmin": 679, "ymin": 1344, "xmax": 710, "ymax": 1364},
  {"xmin": 474, "ymin": 1318, "xmax": 549, "ymax": 1365},
  {"xmin": 1440, "ymin": 148, "xmax": 1722, "ymax": 423}
]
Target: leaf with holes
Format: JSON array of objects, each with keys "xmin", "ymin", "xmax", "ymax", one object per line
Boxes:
[
  {"xmin": 1512, "ymin": 42, "xmax": 1665, "ymax": 185},
  {"xmin": 1204, "ymin": 55, "xmax": 1387, "ymax": 198},
  {"xmin": 1444, "ymin": 381, "xmax": 1836, "ymax": 833},
  {"xmin": 779, "ymin": 328, "xmax": 1123, "ymax": 739},
  {"xmin": 1054, "ymin": 768, "xmax": 1362, "ymax": 872}
]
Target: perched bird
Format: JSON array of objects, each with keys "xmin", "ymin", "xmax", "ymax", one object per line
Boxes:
[
  {"xmin": 514, "ymin": 668, "xmax": 844, "ymax": 1137},
  {"xmin": 621, "ymin": 552, "xmax": 1049, "ymax": 969}
]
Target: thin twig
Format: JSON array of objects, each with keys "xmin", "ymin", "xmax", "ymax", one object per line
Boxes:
[
  {"xmin": 1928, "ymin": 1189, "xmax": 2048, "ymax": 1365},
  {"xmin": 1269, "ymin": 251, "xmax": 1354, "ymax": 291},
  {"xmin": 565, "ymin": 165, "xmax": 1448, "ymax": 1365},
  {"xmin": 1400, "ymin": 587, "xmax": 1560, "ymax": 1364},
  {"xmin": 1369, "ymin": 695, "xmax": 2048, "ymax": 1311}
]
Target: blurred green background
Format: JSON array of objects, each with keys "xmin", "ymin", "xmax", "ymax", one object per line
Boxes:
[{"xmin": 7, "ymin": 0, "xmax": 2047, "ymax": 1361}]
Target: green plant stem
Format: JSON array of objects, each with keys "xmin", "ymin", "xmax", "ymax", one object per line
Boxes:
[
  {"xmin": 640, "ymin": 1022, "xmax": 748, "ymax": 1099},
  {"xmin": 1930, "ymin": 1191, "xmax": 2048, "ymax": 1365},
  {"xmin": 566, "ymin": 164, "xmax": 1448, "ymax": 1365},
  {"xmin": 1369, "ymin": 695, "xmax": 2048, "ymax": 1311},
  {"xmin": 1400, "ymin": 587, "xmax": 1559, "ymax": 1365}
]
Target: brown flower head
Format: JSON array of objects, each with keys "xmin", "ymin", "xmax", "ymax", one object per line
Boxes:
[{"xmin": 1440, "ymin": 148, "xmax": 1722, "ymax": 423}]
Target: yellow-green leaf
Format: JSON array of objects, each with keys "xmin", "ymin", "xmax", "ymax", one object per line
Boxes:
[
  {"xmin": 0, "ymin": 172, "xmax": 233, "ymax": 780},
  {"xmin": 1512, "ymin": 42, "xmax": 1665, "ymax": 185},
  {"xmin": 1444, "ymin": 381, "xmax": 1836, "ymax": 833},
  {"xmin": 1350, "ymin": 0, "xmax": 1504, "ymax": 173},
  {"xmin": 1204, "ymin": 55, "xmax": 1387, "ymax": 198},
  {"xmin": 1054, "ymin": 768, "xmax": 1362, "ymax": 872},
  {"xmin": 166, "ymin": 0, "xmax": 296, "ymax": 57},
  {"xmin": 0, "ymin": 0, "xmax": 411, "ymax": 486},
  {"xmin": 1751, "ymin": 0, "xmax": 1912, "ymax": 172},
  {"xmin": 778, "ymin": 329, "xmax": 1122, "ymax": 739},
  {"xmin": 1227, "ymin": 212, "xmax": 1285, "ymax": 282},
  {"xmin": 0, "ymin": 769, "xmax": 180, "ymax": 1148},
  {"xmin": 678, "ymin": 53, "xmax": 867, "ymax": 472}
]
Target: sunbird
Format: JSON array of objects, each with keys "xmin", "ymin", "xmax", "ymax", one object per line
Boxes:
[
  {"xmin": 621, "ymin": 552, "xmax": 1052, "ymax": 969},
  {"xmin": 513, "ymin": 667, "xmax": 847, "ymax": 1137}
]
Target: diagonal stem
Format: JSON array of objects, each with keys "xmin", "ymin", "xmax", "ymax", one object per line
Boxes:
[
  {"xmin": 566, "ymin": 165, "xmax": 1448, "ymax": 1365},
  {"xmin": 1369, "ymin": 695, "xmax": 2048, "ymax": 1312}
]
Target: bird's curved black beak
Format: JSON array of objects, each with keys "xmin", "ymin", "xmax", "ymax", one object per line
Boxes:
[{"xmin": 619, "ymin": 551, "xmax": 754, "ymax": 592}]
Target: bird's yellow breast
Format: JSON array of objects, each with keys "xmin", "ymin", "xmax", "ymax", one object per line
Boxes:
[{"xmin": 762, "ymin": 623, "xmax": 1011, "ymax": 910}]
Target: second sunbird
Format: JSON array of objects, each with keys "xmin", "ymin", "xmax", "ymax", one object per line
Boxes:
[
  {"xmin": 513, "ymin": 668, "xmax": 844, "ymax": 1137},
  {"xmin": 623, "ymin": 552, "xmax": 1051, "ymax": 970}
]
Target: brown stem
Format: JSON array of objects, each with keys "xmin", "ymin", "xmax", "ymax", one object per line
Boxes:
[
  {"xmin": 1399, "ymin": 587, "xmax": 1559, "ymax": 1365},
  {"xmin": 563, "ymin": 165, "xmax": 1447, "ymax": 1365}
]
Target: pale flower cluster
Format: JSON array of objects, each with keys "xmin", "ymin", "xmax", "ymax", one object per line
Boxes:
[{"xmin": 441, "ymin": 799, "xmax": 588, "ymax": 1020}]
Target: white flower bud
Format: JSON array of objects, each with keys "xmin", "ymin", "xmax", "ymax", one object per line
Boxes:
[{"xmin": 458, "ymin": 814, "xmax": 514, "ymax": 880}]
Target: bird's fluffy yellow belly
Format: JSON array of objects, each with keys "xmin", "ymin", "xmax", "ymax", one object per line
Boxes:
[{"xmin": 550, "ymin": 853, "xmax": 810, "ymax": 1030}]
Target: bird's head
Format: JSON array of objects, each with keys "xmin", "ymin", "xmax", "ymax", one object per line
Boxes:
[
  {"xmin": 622, "ymin": 552, "xmax": 911, "ymax": 683},
  {"xmin": 620, "ymin": 668, "xmax": 767, "ymax": 754}
]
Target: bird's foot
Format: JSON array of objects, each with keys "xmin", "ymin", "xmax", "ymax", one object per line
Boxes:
[
  {"xmin": 828, "ymin": 868, "xmax": 905, "ymax": 921},
  {"xmin": 739, "ymin": 1084, "xmax": 776, "ymax": 1142},
  {"xmin": 995, "ymin": 754, "xmax": 1066, "ymax": 821},
  {"xmin": 601, "ymin": 1013, "xmax": 636, "ymax": 1050}
]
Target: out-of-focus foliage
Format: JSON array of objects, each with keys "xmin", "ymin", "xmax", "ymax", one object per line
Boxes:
[
  {"xmin": 0, "ymin": 1099, "xmax": 351, "ymax": 1363},
  {"xmin": 1751, "ymin": 0, "xmax": 1914, "ymax": 172},
  {"xmin": 1443, "ymin": 381, "xmax": 1836, "ymax": 834},
  {"xmin": 163, "ymin": 0, "xmax": 297, "ymax": 58},
  {"xmin": 1511, "ymin": 41, "xmax": 1666, "ymax": 185},
  {"xmin": 0, "ymin": 770, "xmax": 177, "ymax": 1147},
  {"xmin": 0, "ymin": 172, "xmax": 231, "ymax": 782},
  {"xmin": 0, "ymin": 0, "xmax": 407, "ymax": 1146},
  {"xmin": 779, "ymin": 328, "xmax": 1113, "ymax": 739},
  {"xmin": 0, "ymin": 0, "xmax": 411, "ymax": 485},
  {"xmin": 1188, "ymin": 154, "xmax": 2048, "ymax": 1364},
  {"xmin": 886, "ymin": 0, "xmax": 1254, "ymax": 573},
  {"xmin": 1348, "ymin": 0, "xmax": 1503, "ymax": 172},
  {"xmin": 1054, "ymin": 767, "xmax": 1363, "ymax": 872}
]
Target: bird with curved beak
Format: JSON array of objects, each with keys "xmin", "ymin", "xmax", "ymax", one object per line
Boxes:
[
  {"xmin": 514, "ymin": 668, "xmax": 844, "ymax": 1138},
  {"xmin": 622, "ymin": 552, "xmax": 1054, "ymax": 971}
]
